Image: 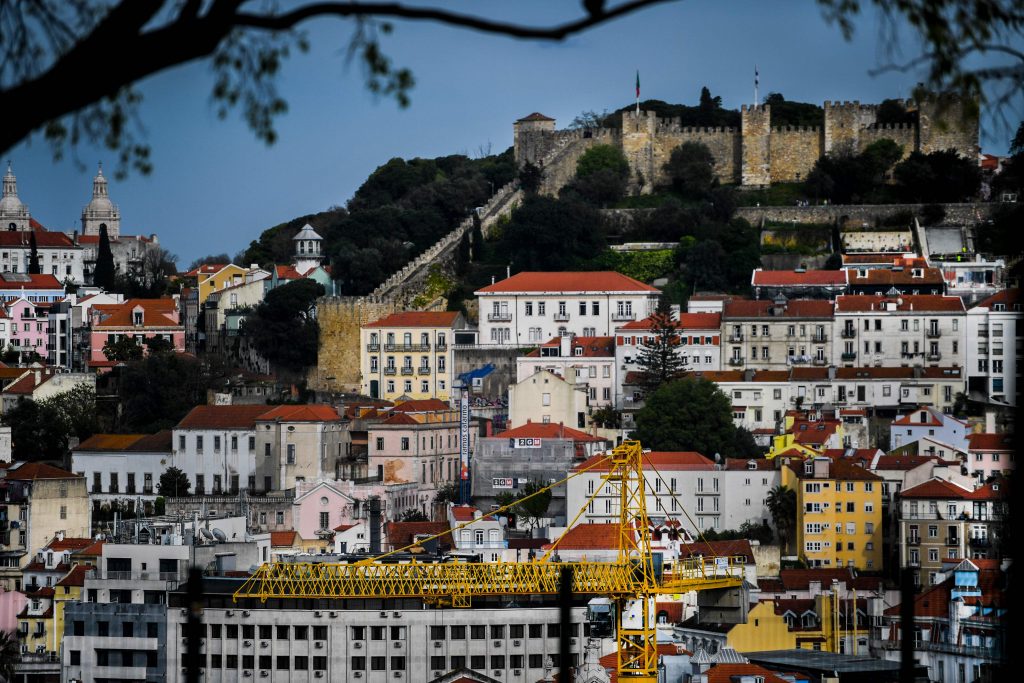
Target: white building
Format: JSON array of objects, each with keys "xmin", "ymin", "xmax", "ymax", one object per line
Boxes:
[
  {"xmin": 252, "ymin": 404, "xmax": 345, "ymax": 492},
  {"xmin": 506, "ymin": 368, "xmax": 590, "ymax": 430},
  {"xmin": 448, "ymin": 505, "xmax": 507, "ymax": 563},
  {"xmin": 966, "ymin": 289, "xmax": 1020, "ymax": 407},
  {"xmin": 515, "ymin": 334, "xmax": 616, "ymax": 407},
  {"xmin": 72, "ymin": 431, "xmax": 173, "ymax": 505},
  {"xmin": 171, "ymin": 405, "xmax": 270, "ymax": 494},
  {"xmin": 833, "ymin": 294, "xmax": 966, "ymax": 369},
  {"xmin": 890, "ymin": 406, "xmax": 971, "ymax": 451},
  {"xmin": 475, "ymin": 271, "xmax": 660, "ymax": 346}
]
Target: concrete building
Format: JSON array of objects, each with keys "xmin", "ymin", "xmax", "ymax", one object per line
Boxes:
[
  {"xmin": 889, "ymin": 406, "xmax": 971, "ymax": 451},
  {"xmin": 0, "ymin": 368, "xmax": 95, "ymax": 415},
  {"xmin": 845, "ymin": 258, "xmax": 946, "ymax": 296},
  {"xmin": 0, "ymin": 463, "xmax": 89, "ymax": 591},
  {"xmin": 0, "ymin": 229, "xmax": 83, "ymax": 283},
  {"xmin": 721, "ymin": 298, "xmax": 834, "ymax": 370},
  {"xmin": 516, "ymin": 335, "xmax": 616, "ymax": 408},
  {"xmin": 171, "ymin": 405, "xmax": 270, "ymax": 494},
  {"xmin": 3, "ymin": 297, "xmax": 51, "ymax": 361},
  {"xmin": 507, "ymin": 368, "xmax": 589, "ymax": 430},
  {"xmin": 71, "ymin": 431, "xmax": 173, "ymax": 508},
  {"xmin": 966, "ymin": 289, "xmax": 1021, "ymax": 407},
  {"xmin": 833, "ymin": 294, "xmax": 966, "ymax": 369},
  {"xmin": 447, "ymin": 505, "xmax": 507, "ymax": 563},
  {"xmin": 360, "ymin": 311, "xmax": 468, "ymax": 402},
  {"xmin": 475, "ymin": 271, "xmax": 660, "ymax": 346},
  {"xmin": 253, "ymin": 404, "xmax": 345, "ymax": 492},
  {"xmin": 898, "ymin": 479, "xmax": 1006, "ymax": 586}
]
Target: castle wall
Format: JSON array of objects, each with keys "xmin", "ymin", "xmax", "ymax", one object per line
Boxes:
[
  {"xmin": 741, "ymin": 105, "xmax": 771, "ymax": 186},
  {"xmin": 857, "ymin": 124, "xmax": 917, "ymax": 160},
  {"xmin": 316, "ymin": 296, "xmax": 400, "ymax": 393},
  {"xmin": 824, "ymin": 101, "xmax": 880, "ymax": 154},
  {"xmin": 918, "ymin": 97, "xmax": 980, "ymax": 156},
  {"xmin": 769, "ymin": 126, "xmax": 823, "ymax": 183}
]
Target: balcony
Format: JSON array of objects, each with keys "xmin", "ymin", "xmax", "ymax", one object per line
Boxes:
[
  {"xmin": 553, "ymin": 312, "xmax": 571, "ymax": 322},
  {"xmin": 365, "ymin": 343, "xmax": 380, "ymax": 352},
  {"xmin": 487, "ymin": 312, "xmax": 512, "ymax": 323},
  {"xmin": 812, "ymin": 333, "xmax": 828, "ymax": 343},
  {"xmin": 729, "ymin": 333, "xmax": 744, "ymax": 342},
  {"xmin": 435, "ymin": 343, "xmax": 448, "ymax": 352},
  {"xmin": 417, "ymin": 366, "xmax": 431, "ymax": 375},
  {"xmin": 611, "ymin": 311, "xmax": 636, "ymax": 322},
  {"xmin": 728, "ymin": 357, "xmax": 745, "ymax": 367},
  {"xmin": 812, "ymin": 358, "xmax": 828, "ymax": 366},
  {"xmin": 384, "ymin": 343, "xmax": 430, "ymax": 352},
  {"xmin": 926, "ymin": 352, "xmax": 942, "ymax": 361},
  {"xmin": 969, "ymin": 537, "xmax": 991, "ymax": 548},
  {"xmin": 841, "ymin": 328, "xmax": 856, "ymax": 339},
  {"xmin": 841, "ymin": 352, "xmax": 857, "ymax": 361},
  {"xmin": 926, "ymin": 328, "xmax": 942, "ymax": 339},
  {"xmin": 383, "ymin": 367, "xmax": 397, "ymax": 376},
  {"xmin": 400, "ymin": 367, "xmax": 414, "ymax": 376}
]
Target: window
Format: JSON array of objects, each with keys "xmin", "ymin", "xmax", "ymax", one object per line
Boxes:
[
  {"xmin": 471, "ymin": 625, "xmax": 486, "ymax": 640},
  {"xmin": 196, "ymin": 435, "xmax": 204, "ymax": 453},
  {"xmin": 371, "ymin": 656, "xmax": 386, "ymax": 671}
]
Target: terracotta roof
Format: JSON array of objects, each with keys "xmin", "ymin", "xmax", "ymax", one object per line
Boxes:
[
  {"xmin": 873, "ymin": 454, "xmax": 939, "ymax": 471},
  {"xmin": 788, "ymin": 367, "xmax": 830, "ymax": 381},
  {"xmin": 391, "ymin": 398, "xmax": 451, "ymax": 413},
  {"xmin": 56, "ymin": 564, "xmax": 92, "ymax": 587},
  {"xmin": 772, "ymin": 568, "xmax": 882, "ymax": 592},
  {"xmin": 495, "ymin": 421, "xmax": 606, "ymax": 442},
  {"xmin": 786, "ymin": 459, "xmax": 881, "ymax": 481},
  {"xmin": 892, "ymin": 406, "xmax": 953, "ymax": 426},
  {"xmin": 848, "ymin": 265, "xmax": 945, "ymax": 286},
  {"xmin": 575, "ymin": 451, "xmax": 714, "ymax": 472},
  {"xmin": 385, "ymin": 521, "xmax": 452, "ymax": 549},
  {"xmin": 619, "ymin": 313, "xmax": 721, "ymax": 330},
  {"xmin": 723, "ymin": 458, "xmax": 775, "ymax": 471},
  {"xmin": 967, "ymin": 433, "xmax": 1013, "ymax": 451},
  {"xmin": 44, "ymin": 537, "xmax": 94, "ymax": 552},
  {"xmin": 752, "ymin": 270, "xmax": 847, "ymax": 286},
  {"xmin": 475, "ymin": 271, "xmax": 658, "ymax": 294},
  {"xmin": 257, "ymin": 404, "xmax": 341, "ymax": 423},
  {"xmin": 274, "ymin": 265, "xmax": 303, "ymax": 280},
  {"xmin": 530, "ymin": 335, "xmax": 614, "ymax": 357},
  {"xmin": 75, "ymin": 540, "xmax": 104, "ymax": 557},
  {"xmin": 183, "ymin": 263, "xmax": 230, "ymax": 276},
  {"xmin": 91, "ymin": 298, "xmax": 180, "ymax": 328},
  {"xmin": 380, "ymin": 413, "xmax": 419, "ymax": 426},
  {"xmin": 972, "ymin": 288, "xmax": 1020, "ymax": 309},
  {"xmin": 883, "ymin": 564, "xmax": 1006, "ymax": 617},
  {"xmin": 835, "ymin": 294, "xmax": 964, "ymax": 312},
  {"xmin": 899, "ymin": 478, "xmax": 974, "ymax": 499},
  {"xmin": 516, "ymin": 112, "xmax": 555, "ymax": 122},
  {"xmin": 544, "ymin": 523, "xmax": 620, "ymax": 550},
  {"xmin": 5, "ymin": 462, "xmax": 81, "ymax": 480},
  {"xmin": 363, "ymin": 311, "xmax": 461, "ymax": 328},
  {"xmin": 722, "ymin": 299, "xmax": 834, "ymax": 318},
  {"xmin": 177, "ymin": 405, "xmax": 272, "ymax": 430},
  {"xmin": 75, "ymin": 432, "xmax": 173, "ymax": 452},
  {"xmin": 450, "ymin": 505, "xmax": 480, "ymax": 522},
  {"xmin": 842, "ymin": 253, "xmax": 901, "ymax": 265},
  {"xmin": 270, "ymin": 530, "xmax": 298, "ymax": 547},
  {"xmin": 1, "ymin": 370, "xmax": 59, "ymax": 395},
  {"xmin": 0, "ymin": 230, "xmax": 75, "ymax": 248},
  {"xmin": 332, "ymin": 524, "xmax": 357, "ymax": 533}
]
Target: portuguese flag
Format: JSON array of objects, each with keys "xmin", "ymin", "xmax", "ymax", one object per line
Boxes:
[{"xmin": 635, "ymin": 70, "xmax": 640, "ymax": 99}]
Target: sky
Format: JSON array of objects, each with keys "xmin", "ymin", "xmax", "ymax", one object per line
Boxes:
[{"xmin": 6, "ymin": 0, "xmax": 1023, "ymax": 267}]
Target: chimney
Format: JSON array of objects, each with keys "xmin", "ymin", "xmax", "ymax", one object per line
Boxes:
[
  {"xmin": 559, "ymin": 333, "xmax": 572, "ymax": 357},
  {"xmin": 368, "ymin": 497, "xmax": 382, "ymax": 554},
  {"xmin": 56, "ymin": 530, "xmax": 65, "ymax": 542},
  {"xmin": 34, "ymin": 369, "xmax": 41, "ymax": 385},
  {"xmin": 985, "ymin": 411, "xmax": 996, "ymax": 433}
]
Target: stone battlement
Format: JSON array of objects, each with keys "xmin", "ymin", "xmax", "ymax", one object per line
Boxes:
[{"xmin": 772, "ymin": 125, "xmax": 821, "ymax": 133}]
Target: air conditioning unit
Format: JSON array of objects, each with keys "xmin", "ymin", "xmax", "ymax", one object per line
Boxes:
[
  {"xmin": 433, "ymin": 642, "xmax": 442, "ymax": 649},
  {"xmin": 330, "ymin": 611, "xmax": 338, "ymax": 618},
  {"xmin": 243, "ymin": 671, "xmax": 252, "ymax": 678},
  {"xmin": 354, "ymin": 642, "xmax": 363, "ymax": 649},
  {"xmin": 570, "ymin": 637, "xmax": 577, "ymax": 644},
  {"xmin": 379, "ymin": 611, "xmax": 387, "ymax": 618},
  {"xmin": 242, "ymin": 611, "xmax": 251, "ymax": 617},
  {"xmin": 513, "ymin": 639, "xmax": 521, "ymax": 646},
  {"xmin": 225, "ymin": 610, "xmax": 234, "ymax": 617},
  {"xmin": 392, "ymin": 611, "xmax": 401, "ymax": 618},
  {"xmin": 394, "ymin": 641, "xmax": 402, "ymax": 649},
  {"xmin": 393, "ymin": 673, "xmax": 402, "ymax": 679},
  {"xmin": 493, "ymin": 640, "xmax": 501, "ymax": 647},
  {"xmin": 315, "ymin": 672, "xmax": 324, "ymax": 679},
  {"xmin": 260, "ymin": 671, "xmax": 269, "ymax": 678},
  {"xmin": 314, "ymin": 611, "xmax": 322, "ymax": 618},
  {"xmin": 514, "ymin": 670, "xmax": 522, "ymax": 676},
  {"xmin": 315, "ymin": 641, "xmax": 325, "ymax": 649},
  {"xmin": 243, "ymin": 640, "xmax": 252, "ymax": 647},
  {"xmin": 353, "ymin": 673, "xmax": 363, "ymax": 679}
]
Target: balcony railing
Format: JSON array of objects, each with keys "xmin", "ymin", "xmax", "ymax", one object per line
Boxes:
[
  {"xmin": 400, "ymin": 367, "xmax": 414, "ymax": 376},
  {"xmin": 729, "ymin": 333, "xmax": 744, "ymax": 342},
  {"xmin": 553, "ymin": 312, "xmax": 571, "ymax": 322},
  {"xmin": 487, "ymin": 313, "xmax": 512, "ymax": 322},
  {"xmin": 969, "ymin": 537, "xmax": 991, "ymax": 548},
  {"xmin": 417, "ymin": 366, "xmax": 431, "ymax": 375},
  {"xmin": 927, "ymin": 352, "xmax": 942, "ymax": 361},
  {"xmin": 383, "ymin": 367, "xmax": 397, "ymax": 376},
  {"xmin": 435, "ymin": 343, "xmax": 448, "ymax": 352},
  {"xmin": 812, "ymin": 357, "xmax": 828, "ymax": 366},
  {"xmin": 926, "ymin": 329, "xmax": 942, "ymax": 338},
  {"xmin": 841, "ymin": 352, "xmax": 857, "ymax": 361},
  {"xmin": 812, "ymin": 333, "xmax": 828, "ymax": 342},
  {"xmin": 366, "ymin": 343, "xmax": 380, "ymax": 352},
  {"xmin": 611, "ymin": 312, "xmax": 636, "ymax": 322},
  {"xmin": 728, "ymin": 357, "xmax": 745, "ymax": 366},
  {"xmin": 384, "ymin": 343, "xmax": 430, "ymax": 352},
  {"xmin": 841, "ymin": 328, "xmax": 857, "ymax": 338}
]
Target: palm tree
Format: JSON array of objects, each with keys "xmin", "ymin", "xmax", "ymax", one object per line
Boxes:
[
  {"xmin": 0, "ymin": 630, "xmax": 20, "ymax": 683},
  {"xmin": 766, "ymin": 485, "xmax": 797, "ymax": 554}
]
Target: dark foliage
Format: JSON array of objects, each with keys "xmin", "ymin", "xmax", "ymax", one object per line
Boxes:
[
  {"xmin": 27, "ymin": 231, "xmax": 40, "ymax": 274},
  {"xmin": 242, "ymin": 278, "xmax": 325, "ymax": 371},
  {"xmin": 804, "ymin": 138, "xmax": 903, "ymax": 204},
  {"xmin": 632, "ymin": 378, "xmax": 739, "ymax": 456},
  {"xmin": 763, "ymin": 93, "xmax": 824, "ymax": 128},
  {"xmin": 893, "ymin": 149, "xmax": 981, "ymax": 203},
  {"xmin": 93, "ymin": 224, "xmax": 116, "ymax": 290},
  {"xmin": 495, "ymin": 196, "xmax": 605, "ymax": 271},
  {"xmin": 663, "ymin": 141, "xmax": 715, "ymax": 197}
]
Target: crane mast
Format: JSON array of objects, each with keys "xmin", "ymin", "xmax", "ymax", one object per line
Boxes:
[{"xmin": 234, "ymin": 440, "xmax": 743, "ymax": 683}]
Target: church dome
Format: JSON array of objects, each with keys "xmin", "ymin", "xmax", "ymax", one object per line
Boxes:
[
  {"xmin": 0, "ymin": 162, "xmax": 28, "ymax": 217},
  {"xmin": 84, "ymin": 165, "xmax": 114, "ymax": 214}
]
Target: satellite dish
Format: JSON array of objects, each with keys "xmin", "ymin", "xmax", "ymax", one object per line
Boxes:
[
  {"xmin": 200, "ymin": 528, "xmax": 215, "ymax": 540},
  {"xmin": 212, "ymin": 528, "xmax": 227, "ymax": 542}
]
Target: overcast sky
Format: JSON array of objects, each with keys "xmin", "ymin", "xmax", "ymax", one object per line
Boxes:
[{"xmin": 7, "ymin": 0, "xmax": 1023, "ymax": 266}]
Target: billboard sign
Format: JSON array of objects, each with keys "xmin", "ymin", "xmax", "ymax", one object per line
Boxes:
[{"xmin": 510, "ymin": 437, "xmax": 542, "ymax": 449}]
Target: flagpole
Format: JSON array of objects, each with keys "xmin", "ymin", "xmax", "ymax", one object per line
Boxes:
[
  {"xmin": 754, "ymin": 65, "xmax": 759, "ymax": 106},
  {"xmin": 635, "ymin": 70, "xmax": 640, "ymax": 116}
]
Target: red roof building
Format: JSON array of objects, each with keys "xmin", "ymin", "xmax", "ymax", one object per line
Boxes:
[{"xmin": 476, "ymin": 271, "xmax": 658, "ymax": 295}]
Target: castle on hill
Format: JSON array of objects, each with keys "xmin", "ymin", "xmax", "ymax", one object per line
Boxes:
[{"xmin": 513, "ymin": 97, "xmax": 979, "ymax": 193}]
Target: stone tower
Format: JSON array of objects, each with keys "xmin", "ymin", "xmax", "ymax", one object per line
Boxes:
[
  {"xmin": 293, "ymin": 223, "xmax": 324, "ymax": 273},
  {"xmin": 0, "ymin": 162, "xmax": 30, "ymax": 232},
  {"xmin": 513, "ymin": 112, "xmax": 557, "ymax": 166},
  {"xmin": 81, "ymin": 164, "xmax": 120, "ymax": 238},
  {"xmin": 917, "ymin": 95, "xmax": 980, "ymax": 157},
  {"xmin": 740, "ymin": 104, "xmax": 771, "ymax": 187},
  {"xmin": 823, "ymin": 100, "xmax": 878, "ymax": 155}
]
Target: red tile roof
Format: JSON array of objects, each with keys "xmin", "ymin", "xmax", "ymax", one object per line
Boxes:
[
  {"xmin": 723, "ymin": 458, "xmax": 776, "ymax": 471},
  {"xmin": 873, "ymin": 454, "xmax": 940, "ymax": 471},
  {"xmin": 91, "ymin": 298, "xmax": 180, "ymax": 328},
  {"xmin": 786, "ymin": 459, "xmax": 881, "ymax": 481},
  {"xmin": 5, "ymin": 462, "xmax": 82, "ymax": 480},
  {"xmin": 900, "ymin": 478, "xmax": 974, "ymax": 499},
  {"xmin": 771, "ymin": 567, "xmax": 882, "ymax": 592},
  {"xmin": 0, "ymin": 230, "xmax": 75, "ymax": 248},
  {"xmin": 56, "ymin": 564, "xmax": 93, "ymax": 588},
  {"xmin": 678, "ymin": 539, "xmax": 755, "ymax": 563},
  {"xmin": 177, "ymin": 405, "xmax": 272, "ymax": 430},
  {"xmin": 705, "ymin": 664, "xmax": 791, "ymax": 683},
  {"xmin": 973, "ymin": 288, "xmax": 1020, "ymax": 309},
  {"xmin": 529, "ymin": 335, "xmax": 614, "ymax": 357},
  {"xmin": 835, "ymin": 294, "xmax": 964, "ymax": 312},
  {"xmin": 391, "ymin": 398, "xmax": 451, "ymax": 413},
  {"xmin": 575, "ymin": 451, "xmax": 714, "ymax": 472},
  {"xmin": 544, "ymin": 523, "xmax": 620, "ymax": 550},
  {"xmin": 475, "ymin": 271, "xmax": 658, "ymax": 294},
  {"xmin": 75, "ymin": 540, "xmax": 104, "ymax": 557},
  {"xmin": 363, "ymin": 311, "xmax": 461, "ymax": 328},
  {"xmin": 967, "ymin": 433, "xmax": 1013, "ymax": 451},
  {"xmin": 257, "ymin": 404, "xmax": 341, "ymax": 423},
  {"xmin": 517, "ymin": 112, "xmax": 555, "ymax": 122},
  {"xmin": 892, "ymin": 406, "xmax": 953, "ymax": 426},
  {"xmin": 723, "ymin": 299, "xmax": 834, "ymax": 318},
  {"xmin": 0, "ymin": 272, "xmax": 64, "ymax": 289},
  {"xmin": 270, "ymin": 530, "xmax": 298, "ymax": 547},
  {"xmin": 450, "ymin": 505, "xmax": 480, "ymax": 522},
  {"xmin": 752, "ymin": 270, "xmax": 847, "ymax": 286},
  {"xmin": 842, "ymin": 253, "xmax": 901, "ymax": 265},
  {"xmin": 620, "ymin": 313, "xmax": 721, "ymax": 330},
  {"xmin": 496, "ymin": 421, "xmax": 606, "ymax": 442},
  {"xmin": 380, "ymin": 413, "xmax": 419, "ymax": 426},
  {"xmin": 385, "ymin": 521, "xmax": 452, "ymax": 549},
  {"xmin": 75, "ymin": 432, "xmax": 172, "ymax": 452},
  {"xmin": 44, "ymin": 537, "xmax": 94, "ymax": 552}
]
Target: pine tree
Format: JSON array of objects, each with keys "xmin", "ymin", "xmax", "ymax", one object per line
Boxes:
[
  {"xmin": 27, "ymin": 230, "xmax": 40, "ymax": 274},
  {"xmin": 94, "ymin": 224, "xmax": 116, "ymax": 289},
  {"xmin": 635, "ymin": 297, "xmax": 684, "ymax": 392}
]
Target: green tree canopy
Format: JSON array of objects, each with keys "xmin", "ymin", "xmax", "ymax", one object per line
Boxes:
[
  {"xmin": 766, "ymin": 485, "xmax": 797, "ymax": 553},
  {"xmin": 893, "ymin": 149, "xmax": 981, "ymax": 203},
  {"xmin": 576, "ymin": 144, "xmax": 630, "ymax": 180},
  {"xmin": 663, "ymin": 141, "xmax": 715, "ymax": 197},
  {"xmin": 631, "ymin": 378, "xmax": 738, "ymax": 456},
  {"xmin": 93, "ymin": 224, "xmax": 116, "ymax": 290},
  {"xmin": 635, "ymin": 303, "xmax": 685, "ymax": 393},
  {"xmin": 28, "ymin": 231, "xmax": 40, "ymax": 275},
  {"xmin": 103, "ymin": 335, "xmax": 144, "ymax": 362},
  {"xmin": 1, "ymin": 384, "xmax": 98, "ymax": 462},
  {"xmin": 242, "ymin": 278, "xmax": 325, "ymax": 372},
  {"xmin": 158, "ymin": 467, "xmax": 191, "ymax": 497},
  {"xmin": 116, "ymin": 353, "xmax": 227, "ymax": 432},
  {"xmin": 804, "ymin": 138, "xmax": 903, "ymax": 204},
  {"xmin": 497, "ymin": 196, "xmax": 605, "ymax": 271}
]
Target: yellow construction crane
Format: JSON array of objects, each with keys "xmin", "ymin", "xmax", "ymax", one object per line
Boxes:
[{"xmin": 234, "ymin": 440, "xmax": 744, "ymax": 682}]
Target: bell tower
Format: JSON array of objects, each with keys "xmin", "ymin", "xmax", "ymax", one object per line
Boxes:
[
  {"xmin": 0, "ymin": 162, "xmax": 30, "ymax": 231},
  {"xmin": 81, "ymin": 163, "xmax": 121, "ymax": 238}
]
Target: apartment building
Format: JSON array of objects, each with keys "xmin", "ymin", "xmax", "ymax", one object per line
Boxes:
[
  {"xmin": 516, "ymin": 335, "xmax": 616, "ymax": 408},
  {"xmin": 889, "ymin": 406, "xmax": 971, "ymax": 451},
  {"xmin": 253, "ymin": 404, "xmax": 345, "ymax": 491},
  {"xmin": 845, "ymin": 259, "xmax": 945, "ymax": 296},
  {"xmin": 72, "ymin": 431, "xmax": 173, "ymax": 507},
  {"xmin": 507, "ymin": 368, "xmax": 590, "ymax": 429},
  {"xmin": 783, "ymin": 457, "xmax": 883, "ymax": 570},
  {"xmin": 360, "ymin": 311, "xmax": 468, "ymax": 402},
  {"xmin": 171, "ymin": 405, "xmax": 269, "ymax": 494},
  {"xmin": 751, "ymin": 269, "xmax": 848, "ymax": 300},
  {"xmin": 475, "ymin": 271, "xmax": 659, "ymax": 346},
  {"xmin": 966, "ymin": 288, "xmax": 1021, "ymax": 407},
  {"xmin": 832, "ymin": 294, "xmax": 966, "ymax": 369},
  {"xmin": 965, "ymin": 432, "xmax": 1014, "ymax": 480},
  {"xmin": 88, "ymin": 297, "xmax": 186, "ymax": 365},
  {"xmin": 898, "ymin": 479, "xmax": 1007, "ymax": 587},
  {"xmin": 721, "ymin": 298, "xmax": 834, "ymax": 370}
]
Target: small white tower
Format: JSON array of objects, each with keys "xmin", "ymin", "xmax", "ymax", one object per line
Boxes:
[
  {"xmin": 0, "ymin": 162, "xmax": 30, "ymax": 231},
  {"xmin": 293, "ymin": 223, "xmax": 324, "ymax": 273},
  {"xmin": 81, "ymin": 163, "xmax": 121, "ymax": 238}
]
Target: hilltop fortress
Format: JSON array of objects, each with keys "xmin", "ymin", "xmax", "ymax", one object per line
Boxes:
[{"xmin": 513, "ymin": 97, "xmax": 979, "ymax": 193}]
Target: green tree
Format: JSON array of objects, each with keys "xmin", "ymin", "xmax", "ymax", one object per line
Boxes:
[
  {"xmin": 144, "ymin": 335, "xmax": 175, "ymax": 354},
  {"xmin": 575, "ymin": 144, "xmax": 630, "ymax": 180},
  {"xmin": 434, "ymin": 483, "xmax": 459, "ymax": 506},
  {"xmin": 117, "ymin": 352, "xmax": 214, "ymax": 432},
  {"xmin": 28, "ymin": 230, "xmax": 41, "ymax": 275},
  {"xmin": 894, "ymin": 149, "xmax": 981, "ymax": 203},
  {"xmin": 455, "ymin": 231, "xmax": 470, "ymax": 275},
  {"xmin": 568, "ymin": 144, "xmax": 631, "ymax": 206},
  {"xmin": 241, "ymin": 278, "xmax": 325, "ymax": 372},
  {"xmin": 187, "ymin": 253, "xmax": 232, "ymax": 270},
  {"xmin": 683, "ymin": 240, "xmax": 729, "ymax": 292},
  {"xmin": 158, "ymin": 467, "xmax": 191, "ymax": 497},
  {"xmin": 632, "ymin": 378, "xmax": 738, "ymax": 456},
  {"xmin": 103, "ymin": 335, "xmax": 144, "ymax": 362},
  {"xmin": 399, "ymin": 509, "xmax": 429, "ymax": 522},
  {"xmin": 663, "ymin": 141, "xmax": 715, "ymax": 197},
  {"xmin": 766, "ymin": 485, "xmax": 797, "ymax": 553},
  {"xmin": 42, "ymin": 384, "xmax": 99, "ymax": 445},
  {"xmin": 635, "ymin": 301, "xmax": 685, "ymax": 393},
  {"xmin": 518, "ymin": 161, "xmax": 544, "ymax": 195},
  {"xmin": 590, "ymin": 406, "xmax": 622, "ymax": 429},
  {"xmin": 2, "ymin": 398, "xmax": 68, "ymax": 461},
  {"xmin": 93, "ymin": 224, "xmax": 116, "ymax": 290},
  {"xmin": 498, "ymin": 196, "xmax": 604, "ymax": 271},
  {"xmin": 509, "ymin": 480, "xmax": 552, "ymax": 531}
]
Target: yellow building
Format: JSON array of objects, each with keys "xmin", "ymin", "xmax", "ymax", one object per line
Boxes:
[
  {"xmin": 726, "ymin": 596, "xmax": 870, "ymax": 654},
  {"xmin": 360, "ymin": 311, "xmax": 467, "ymax": 402},
  {"xmin": 783, "ymin": 456, "xmax": 883, "ymax": 571},
  {"xmin": 185, "ymin": 262, "xmax": 249, "ymax": 305},
  {"xmin": 767, "ymin": 413, "xmax": 845, "ymax": 460}
]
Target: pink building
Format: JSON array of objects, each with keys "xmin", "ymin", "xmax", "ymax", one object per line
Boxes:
[
  {"xmin": 88, "ymin": 298, "xmax": 184, "ymax": 364},
  {"xmin": 4, "ymin": 297, "xmax": 50, "ymax": 360},
  {"xmin": 966, "ymin": 432, "xmax": 1014, "ymax": 481}
]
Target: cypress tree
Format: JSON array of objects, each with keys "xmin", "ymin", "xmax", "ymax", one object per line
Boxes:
[
  {"xmin": 27, "ymin": 231, "xmax": 41, "ymax": 274},
  {"xmin": 94, "ymin": 224, "xmax": 116, "ymax": 289},
  {"xmin": 635, "ymin": 297, "xmax": 685, "ymax": 393}
]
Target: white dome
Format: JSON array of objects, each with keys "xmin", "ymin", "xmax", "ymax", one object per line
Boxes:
[{"xmin": 0, "ymin": 162, "xmax": 27, "ymax": 218}]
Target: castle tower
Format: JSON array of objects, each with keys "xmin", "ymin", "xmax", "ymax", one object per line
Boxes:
[
  {"xmin": 741, "ymin": 104, "xmax": 771, "ymax": 187},
  {"xmin": 0, "ymin": 162, "xmax": 30, "ymax": 231},
  {"xmin": 293, "ymin": 223, "xmax": 324, "ymax": 273},
  {"xmin": 513, "ymin": 112, "xmax": 556, "ymax": 167},
  {"xmin": 916, "ymin": 95, "xmax": 980, "ymax": 157},
  {"xmin": 81, "ymin": 163, "xmax": 120, "ymax": 238},
  {"xmin": 620, "ymin": 109, "xmax": 658, "ymax": 193}
]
